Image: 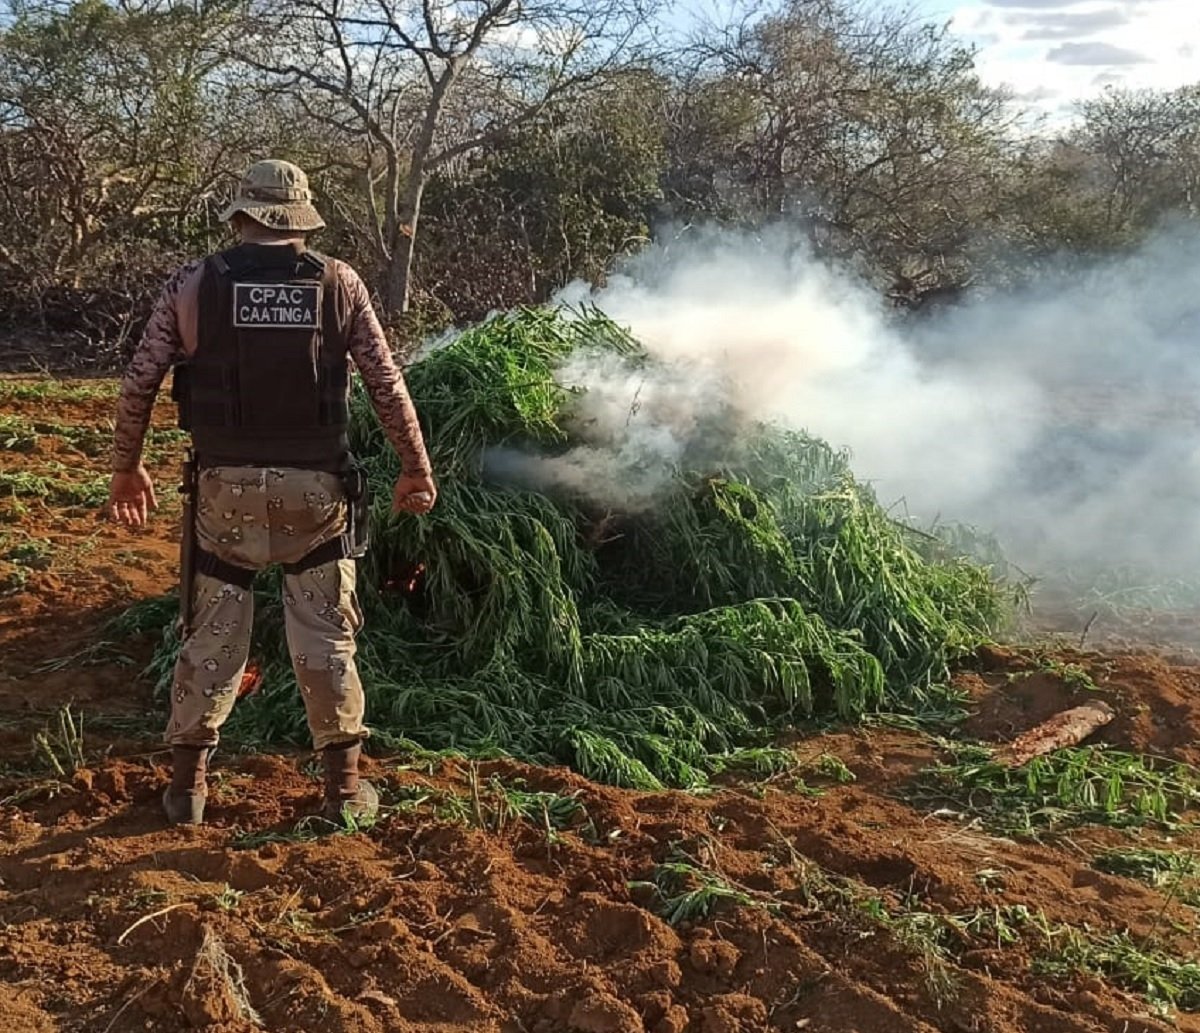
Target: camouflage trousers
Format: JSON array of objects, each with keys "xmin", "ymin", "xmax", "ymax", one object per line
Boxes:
[{"xmin": 164, "ymin": 466, "xmax": 367, "ymax": 751}]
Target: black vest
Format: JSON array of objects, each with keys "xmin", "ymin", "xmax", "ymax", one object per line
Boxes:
[{"xmin": 173, "ymin": 243, "xmax": 351, "ymax": 469}]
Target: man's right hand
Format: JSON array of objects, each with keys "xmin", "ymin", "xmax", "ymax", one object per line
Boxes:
[
  {"xmin": 392, "ymin": 471, "xmax": 437, "ymax": 515},
  {"xmin": 107, "ymin": 465, "xmax": 158, "ymax": 527}
]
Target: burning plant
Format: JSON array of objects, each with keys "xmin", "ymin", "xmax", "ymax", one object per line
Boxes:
[{"xmin": 126, "ymin": 307, "xmax": 1009, "ymax": 788}]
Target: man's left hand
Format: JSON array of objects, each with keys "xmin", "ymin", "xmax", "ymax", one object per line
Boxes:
[
  {"xmin": 107, "ymin": 465, "xmax": 158, "ymax": 527},
  {"xmin": 392, "ymin": 471, "xmax": 437, "ymax": 515}
]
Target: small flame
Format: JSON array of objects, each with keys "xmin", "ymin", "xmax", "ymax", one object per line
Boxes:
[
  {"xmin": 238, "ymin": 661, "xmax": 263, "ymax": 698},
  {"xmin": 386, "ymin": 561, "xmax": 427, "ymax": 596},
  {"xmin": 401, "ymin": 563, "xmax": 426, "ymax": 595}
]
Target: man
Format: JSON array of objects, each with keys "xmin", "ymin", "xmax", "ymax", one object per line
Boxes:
[{"xmin": 107, "ymin": 159, "xmax": 436, "ymax": 828}]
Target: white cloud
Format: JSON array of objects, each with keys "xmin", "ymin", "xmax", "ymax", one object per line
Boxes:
[
  {"xmin": 1018, "ymin": 8, "xmax": 1132, "ymax": 40},
  {"xmin": 1047, "ymin": 40, "xmax": 1151, "ymax": 63},
  {"xmin": 935, "ymin": 0, "xmax": 1200, "ymax": 115}
]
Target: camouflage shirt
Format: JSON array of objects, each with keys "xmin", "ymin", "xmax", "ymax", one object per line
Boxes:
[{"xmin": 112, "ymin": 256, "xmax": 432, "ymax": 476}]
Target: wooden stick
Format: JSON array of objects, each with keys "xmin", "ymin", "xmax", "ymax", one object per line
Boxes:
[
  {"xmin": 116, "ymin": 903, "xmax": 188, "ymax": 945},
  {"xmin": 1079, "ymin": 610, "xmax": 1099, "ymax": 649},
  {"xmin": 997, "ymin": 700, "xmax": 1116, "ymax": 768}
]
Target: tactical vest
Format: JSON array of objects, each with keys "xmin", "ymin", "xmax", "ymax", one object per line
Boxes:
[{"xmin": 173, "ymin": 242, "xmax": 351, "ymax": 469}]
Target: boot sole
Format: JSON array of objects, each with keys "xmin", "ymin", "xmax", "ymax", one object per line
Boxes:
[
  {"xmin": 163, "ymin": 787, "xmax": 206, "ymax": 826},
  {"xmin": 322, "ymin": 780, "xmax": 380, "ymax": 828}
]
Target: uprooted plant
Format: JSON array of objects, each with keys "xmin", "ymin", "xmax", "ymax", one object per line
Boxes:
[
  {"xmin": 914, "ymin": 744, "xmax": 1200, "ymax": 836},
  {"xmin": 630, "ymin": 841, "xmax": 769, "ymax": 926},
  {"xmin": 32, "ymin": 704, "xmax": 86, "ymax": 775},
  {"xmin": 119, "ymin": 306, "xmax": 1011, "ymax": 789},
  {"xmin": 183, "ymin": 926, "xmax": 262, "ymax": 1026}
]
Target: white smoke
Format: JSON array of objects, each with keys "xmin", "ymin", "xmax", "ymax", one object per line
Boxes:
[
  {"xmin": 486, "ymin": 223, "xmax": 1200, "ymax": 582},
  {"xmin": 485, "ymin": 340, "xmax": 732, "ymax": 509}
]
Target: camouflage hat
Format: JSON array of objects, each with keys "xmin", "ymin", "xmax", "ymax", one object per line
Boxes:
[{"xmin": 219, "ymin": 159, "xmax": 325, "ymax": 232}]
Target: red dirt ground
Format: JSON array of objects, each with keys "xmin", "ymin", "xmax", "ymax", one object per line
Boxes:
[{"xmin": 5, "ymin": 378, "xmax": 1200, "ymax": 1032}]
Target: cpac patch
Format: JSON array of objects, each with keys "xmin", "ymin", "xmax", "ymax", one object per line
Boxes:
[{"xmin": 233, "ymin": 283, "xmax": 320, "ymax": 329}]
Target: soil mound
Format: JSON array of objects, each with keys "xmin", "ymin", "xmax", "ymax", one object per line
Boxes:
[{"xmin": 2, "ymin": 744, "xmax": 1197, "ymax": 1033}]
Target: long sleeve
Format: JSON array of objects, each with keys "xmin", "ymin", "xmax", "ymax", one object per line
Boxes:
[
  {"xmin": 337, "ymin": 263, "xmax": 433, "ymax": 476},
  {"xmin": 111, "ymin": 262, "xmax": 199, "ymax": 473}
]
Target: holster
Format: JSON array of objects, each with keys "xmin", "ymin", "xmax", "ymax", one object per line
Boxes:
[
  {"xmin": 279, "ymin": 459, "xmax": 370, "ymax": 575},
  {"xmin": 342, "ymin": 462, "xmax": 370, "ymax": 559},
  {"xmin": 178, "ymin": 449, "xmax": 198, "ymax": 638}
]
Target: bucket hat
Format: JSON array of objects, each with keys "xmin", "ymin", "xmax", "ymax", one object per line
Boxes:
[{"xmin": 219, "ymin": 159, "xmax": 325, "ymax": 232}]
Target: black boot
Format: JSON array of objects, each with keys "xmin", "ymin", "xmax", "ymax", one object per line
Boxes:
[
  {"xmin": 163, "ymin": 745, "xmax": 208, "ymax": 825},
  {"xmin": 321, "ymin": 740, "xmax": 378, "ymax": 826}
]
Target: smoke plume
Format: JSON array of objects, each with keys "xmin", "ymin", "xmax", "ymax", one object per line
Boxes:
[{"xmin": 486, "ymin": 224, "xmax": 1200, "ymax": 586}]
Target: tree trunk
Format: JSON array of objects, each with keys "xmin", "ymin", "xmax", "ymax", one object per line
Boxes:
[
  {"xmin": 383, "ymin": 68, "xmax": 455, "ymax": 315},
  {"xmin": 385, "ymin": 176, "xmax": 425, "ymax": 314}
]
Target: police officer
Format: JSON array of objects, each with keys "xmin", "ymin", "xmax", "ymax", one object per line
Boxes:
[{"xmin": 107, "ymin": 160, "xmax": 436, "ymax": 827}]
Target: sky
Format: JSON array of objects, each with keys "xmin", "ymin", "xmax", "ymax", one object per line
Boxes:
[{"xmin": 915, "ymin": 0, "xmax": 1200, "ymax": 115}]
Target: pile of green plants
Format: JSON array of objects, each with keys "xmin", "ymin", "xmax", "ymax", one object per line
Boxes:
[{"xmin": 127, "ymin": 306, "xmax": 1008, "ymax": 788}]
